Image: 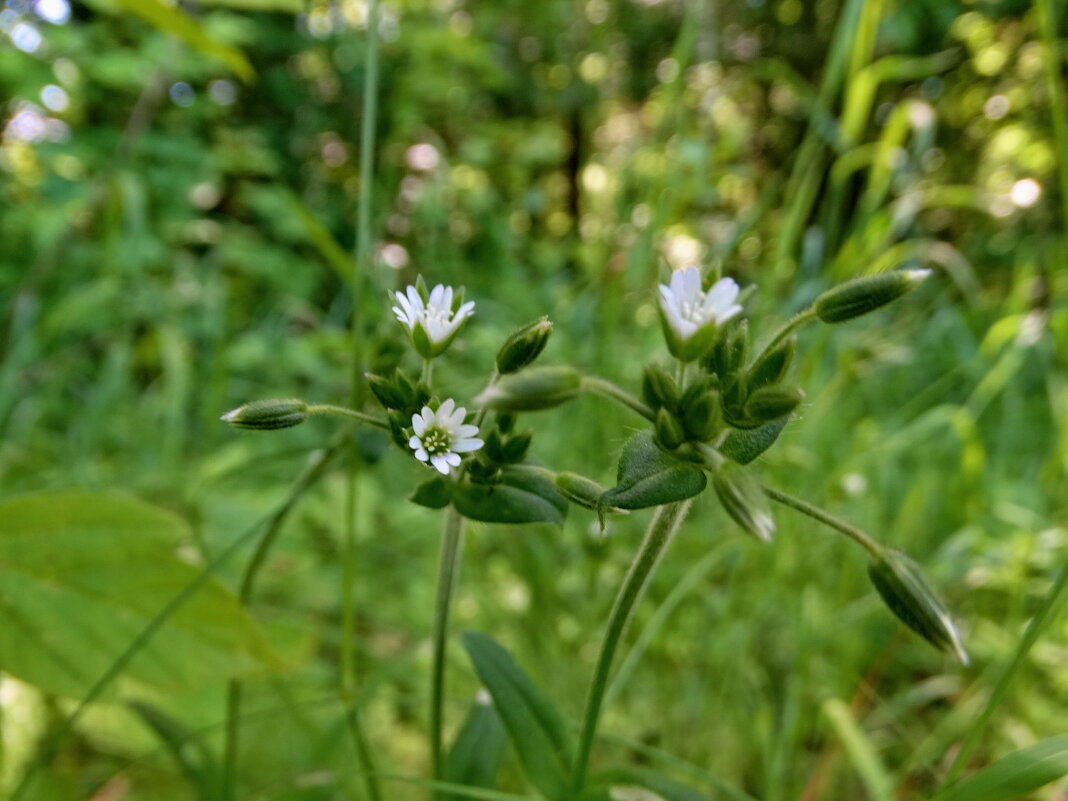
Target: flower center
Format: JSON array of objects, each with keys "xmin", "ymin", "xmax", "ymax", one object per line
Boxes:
[
  {"xmin": 678, "ymin": 293, "xmax": 710, "ymax": 324},
  {"xmin": 421, "ymin": 425, "xmax": 452, "ymax": 455}
]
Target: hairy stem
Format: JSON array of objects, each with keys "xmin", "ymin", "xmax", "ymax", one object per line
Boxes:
[
  {"xmin": 750, "ymin": 307, "xmax": 816, "ymax": 367},
  {"xmin": 571, "ymin": 499, "xmax": 694, "ymax": 793},
  {"xmin": 581, "ymin": 376, "xmax": 655, "ymax": 421},
  {"xmin": 307, "ymin": 404, "xmax": 388, "ymax": 429},
  {"xmin": 430, "ymin": 506, "xmax": 465, "ymax": 792},
  {"xmin": 764, "ymin": 486, "xmax": 884, "ymax": 558}
]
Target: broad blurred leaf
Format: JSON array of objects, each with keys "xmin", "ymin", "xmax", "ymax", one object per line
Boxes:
[
  {"xmin": 443, "ymin": 692, "xmax": 507, "ymax": 800},
  {"xmin": 0, "ymin": 492, "xmax": 276, "ymax": 698},
  {"xmin": 460, "ymin": 631, "xmax": 572, "ymax": 800},
  {"xmin": 936, "ymin": 736, "xmax": 1068, "ymax": 801},
  {"xmin": 452, "ymin": 466, "xmax": 567, "ymax": 525},
  {"xmin": 600, "ymin": 431, "xmax": 706, "ymax": 510}
]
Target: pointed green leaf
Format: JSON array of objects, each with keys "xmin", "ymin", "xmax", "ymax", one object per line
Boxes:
[
  {"xmin": 936, "ymin": 736, "xmax": 1068, "ymax": 801},
  {"xmin": 443, "ymin": 692, "xmax": 507, "ymax": 800},
  {"xmin": 410, "ymin": 477, "xmax": 452, "ymax": 509},
  {"xmin": 719, "ymin": 417, "xmax": 788, "ymax": 465},
  {"xmin": 460, "ymin": 631, "xmax": 572, "ymax": 800},
  {"xmin": 0, "ymin": 492, "xmax": 276, "ymax": 698},
  {"xmin": 600, "ymin": 431, "xmax": 706, "ymax": 510},
  {"xmin": 452, "ymin": 466, "xmax": 567, "ymax": 525}
]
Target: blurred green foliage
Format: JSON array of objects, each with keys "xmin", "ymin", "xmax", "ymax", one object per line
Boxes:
[{"xmin": 1, "ymin": 0, "xmax": 1067, "ymax": 799}]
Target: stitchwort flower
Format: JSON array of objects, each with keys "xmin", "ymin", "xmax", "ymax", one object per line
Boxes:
[
  {"xmin": 658, "ymin": 266, "xmax": 743, "ymax": 361},
  {"xmin": 409, "ymin": 398, "xmax": 484, "ymax": 475},
  {"xmin": 393, "ymin": 282, "xmax": 476, "ymax": 358}
]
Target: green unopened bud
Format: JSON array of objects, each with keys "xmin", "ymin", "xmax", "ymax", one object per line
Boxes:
[
  {"xmin": 745, "ymin": 385, "xmax": 803, "ymax": 423},
  {"xmin": 501, "ymin": 432, "xmax": 532, "ymax": 463},
  {"xmin": 655, "ymin": 408, "xmax": 685, "ymax": 449},
  {"xmin": 221, "ymin": 399, "xmax": 307, "ymax": 431},
  {"xmin": 707, "ymin": 320, "xmax": 748, "ymax": 377},
  {"xmin": 681, "ymin": 391, "xmax": 721, "ymax": 442},
  {"xmin": 748, "ymin": 336, "xmax": 795, "ymax": 389},
  {"xmin": 366, "ymin": 373, "xmax": 404, "ymax": 410},
  {"xmin": 815, "ymin": 270, "xmax": 931, "ymax": 324},
  {"xmin": 555, "ymin": 472, "xmax": 608, "ymax": 510},
  {"xmin": 712, "ymin": 462, "xmax": 774, "ymax": 542},
  {"xmin": 868, "ymin": 549, "xmax": 968, "ymax": 664},
  {"xmin": 475, "ymin": 366, "xmax": 581, "ymax": 412},
  {"xmin": 641, "ymin": 364, "xmax": 678, "ymax": 411},
  {"xmin": 496, "ymin": 316, "xmax": 553, "ymax": 374}
]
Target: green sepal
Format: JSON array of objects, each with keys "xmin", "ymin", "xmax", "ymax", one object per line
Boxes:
[
  {"xmin": 452, "ymin": 465, "xmax": 567, "ymax": 525},
  {"xmin": 501, "ymin": 432, "xmax": 533, "ymax": 463},
  {"xmin": 600, "ymin": 431, "xmax": 707, "ymax": 511},
  {"xmin": 411, "ymin": 321, "xmax": 435, "ymax": 359},
  {"xmin": 655, "ymin": 408, "xmax": 685, "ymax": 450},
  {"xmin": 681, "ymin": 390, "xmax": 720, "ymax": 442},
  {"xmin": 366, "ymin": 373, "xmax": 404, "ymax": 410},
  {"xmin": 748, "ymin": 336, "xmax": 795, "ymax": 389},
  {"xmin": 414, "ymin": 274, "xmax": 429, "ymax": 301},
  {"xmin": 719, "ymin": 417, "xmax": 788, "ymax": 464},
  {"xmin": 641, "ymin": 363, "xmax": 678, "ymax": 412},
  {"xmin": 868, "ymin": 549, "xmax": 968, "ymax": 664},
  {"xmin": 409, "ymin": 477, "xmax": 452, "ymax": 509}
]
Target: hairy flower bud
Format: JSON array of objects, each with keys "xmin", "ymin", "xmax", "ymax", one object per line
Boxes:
[
  {"xmin": 814, "ymin": 270, "xmax": 931, "ymax": 324},
  {"xmin": 745, "ymin": 385, "xmax": 803, "ymax": 423},
  {"xmin": 712, "ymin": 462, "xmax": 775, "ymax": 542},
  {"xmin": 555, "ymin": 472, "xmax": 608, "ymax": 510},
  {"xmin": 655, "ymin": 408, "xmax": 685, "ymax": 450},
  {"xmin": 496, "ymin": 316, "xmax": 553, "ymax": 374},
  {"xmin": 475, "ymin": 366, "xmax": 582, "ymax": 412},
  {"xmin": 220, "ymin": 399, "xmax": 307, "ymax": 431},
  {"xmin": 748, "ymin": 336, "xmax": 795, "ymax": 389},
  {"xmin": 868, "ymin": 550, "xmax": 968, "ymax": 664},
  {"xmin": 641, "ymin": 364, "xmax": 678, "ymax": 411},
  {"xmin": 681, "ymin": 391, "xmax": 720, "ymax": 442}
]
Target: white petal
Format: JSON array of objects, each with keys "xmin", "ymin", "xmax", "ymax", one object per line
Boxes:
[
  {"xmin": 451, "ymin": 437, "xmax": 483, "ymax": 453},
  {"xmin": 717, "ymin": 304, "xmax": 743, "ymax": 324},
  {"xmin": 412, "ymin": 413, "xmax": 426, "ymax": 435},
  {"xmin": 406, "ymin": 285, "xmax": 424, "ymax": 311},
  {"xmin": 662, "ymin": 298, "xmax": 696, "ymax": 340},
  {"xmin": 441, "ymin": 286, "xmax": 454, "ymax": 311},
  {"xmin": 392, "ymin": 307, "xmax": 411, "ymax": 325},
  {"xmin": 705, "ymin": 277, "xmax": 739, "ymax": 311},
  {"xmin": 682, "ymin": 266, "xmax": 701, "ymax": 297},
  {"xmin": 456, "ymin": 424, "xmax": 480, "ymax": 438},
  {"xmin": 429, "ymin": 284, "xmax": 444, "ymax": 308},
  {"xmin": 447, "ymin": 405, "xmax": 467, "ymax": 428},
  {"xmin": 415, "ymin": 448, "xmax": 429, "ymax": 462},
  {"xmin": 669, "ymin": 269, "xmax": 686, "ymax": 297},
  {"xmin": 431, "ymin": 455, "xmax": 451, "ymax": 474},
  {"xmin": 439, "ymin": 398, "xmax": 455, "ymax": 419},
  {"xmin": 456, "ymin": 300, "xmax": 475, "ymax": 319},
  {"xmin": 444, "ymin": 452, "xmax": 461, "ymax": 466}
]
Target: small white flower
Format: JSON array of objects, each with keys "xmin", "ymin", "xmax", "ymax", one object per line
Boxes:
[
  {"xmin": 392, "ymin": 282, "xmax": 475, "ymax": 358},
  {"xmin": 408, "ymin": 398, "xmax": 484, "ymax": 475},
  {"xmin": 657, "ymin": 266, "xmax": 742, "ymax": 360}
]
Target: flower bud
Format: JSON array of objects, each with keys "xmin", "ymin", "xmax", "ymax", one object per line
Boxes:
[
  {"xmin": 712, "ymin": 462, "xmax": 775, "ymax": 542},
  {"xmin": 641, "ymin": 364, "xmax": 678, "ymax": 411},
  {"xmin": 706, "ymin": 320, "xmax": 748, "ymax": 377},
  {"xmin": 745, "ymin": 385, "xmax": 803, "ymax": 423},
  {"xmin": 748, "ymin": 336, "xmax": 795, "ymax": 389},
  {"xmin": 681, "ymin": 391, "xmax": 720, "ymax": 442},
  {"xmin": 496, "ymin": 317, "xmax": 553, "ymax": 374},
  {"xmin": 220, "ymin": 399, "xmax": 307, "ymax": 431},
  {"xmin": 366, "ymin": 373, "xmax": 404, "ymax": 410},
  {"xmin": 475, "ymin": 366, "xmax": 582, "ymax": 412},
  {"xmin": 655, "ymin": 408, "xmax": 685, "ymax": 450},
  {"xmin": 814, "ymin": 270, "xmax": 931, "ymax": 324},
  {"xmin": 555, "ymin": 472, "xmax": 608, "ymax": 510},
  {"xmin": 868, "ymin": 549, "xmax": 968, "ymax": 664}
]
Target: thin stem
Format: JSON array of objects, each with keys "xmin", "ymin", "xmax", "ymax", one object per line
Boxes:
[
  {"xmin": 570, "ymin": 500, "xmax": 694, "ymax": 794},
  {"xmin": 763, "ymin": 486, "xmax": 884, "ymax": 558},
  {"xmin": 581, "ymin": 376, "xmax": 655, "ymax": 421},
  {"xmin": 308, "ymin": 404, "xmax": 389, "ymax": 429},
  {"xmin": 430, "ymin": 506, "xmax": 465, "ymax": 793},
  {"xmin": 939, "ymin": 564, "xmax": 1068, "ymax": 788},
  {"xmin": 750, "ymin": 307, "xmax": 817, "ymax": 368},
  {"xmin": 421, "ymin": 357, "xmax": 434, "ymax": 385}
]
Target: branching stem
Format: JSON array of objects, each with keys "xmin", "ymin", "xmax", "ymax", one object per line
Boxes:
[{"xmin": 581, "ymin": 376, "xmax": 655, "ymax": 421}]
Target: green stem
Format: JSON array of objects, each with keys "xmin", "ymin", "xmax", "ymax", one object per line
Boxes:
[
  {"xmin": 307, "ymin": 404, "xmax": 388, "ymax": 429},
  {"xmin": 570, "ymin": 500, "xmax": 694, "ymax": 794},
  {"xmin": 763, "ymin": 486, "xmax": 884, "ymax": 558},
  {"xmin": 422, "ymin": 357, "xmax": 434, "ymax": 385},
  {"xmin": 1037, "ymin": 0, "xmax": 1068, "ymax": 233},
  {"xmin": 939, "ymin": 564, "xmax": 1068, "ymax": 788},
  {"xmin": 430, "ymin": 506, "xmax": 465, "ymax": 793},
  {"xmin": 749, "ymin": 307, "xmax": 816, "ymax": 368},
  {"xmin": 581, "ymin": 376, "xmax": 655, "ymax": 421}
]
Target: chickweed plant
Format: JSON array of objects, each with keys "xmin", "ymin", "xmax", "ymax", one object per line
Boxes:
[{"xmin": 221, "ymin": 265, "xmax": 968, "ymax": 801}]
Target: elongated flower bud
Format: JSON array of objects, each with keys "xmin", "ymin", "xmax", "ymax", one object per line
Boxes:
[
  {"xmin": 221, "ymin": 399, "xmax": 307, "ymax": 431},
  {"xmin": 496, "ymin": 317, "xmax": 553, "ymax": 374},
  {"xmin": 745, "ymin": 385, "xmax": 803, "ymax": 423},
  {"xmin": 475, "ymin": 366, "xmax": 581, "ymax": 412},
  {"xmin": 815, "ymin": 270, "xmax": 931, "ymax": 323},
  {"xmin": 868, "ymin": 549, "xmax": 968, "ymax": 664},
  {"xmin": 748, "ymin": 336, "xmax": 795, "ymax": 389},
  {"xmin": 712, "ymin": 462, "xmax": 775, "ymax": 542},
  {"xmin": 641, "ymin": 364, "xmax": 678, "ymax": 412}
]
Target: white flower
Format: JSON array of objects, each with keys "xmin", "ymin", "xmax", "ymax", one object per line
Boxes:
[
  {"xmin": 409, "ymin": 398, "xmax": 484, "ymax": 475},
  {"xmin": 657, "ymin": 266, "xmax": 743, "ymax": 361},
  {"xmin": 392, "ymin": 283, "xmax": 475, "ymax": 358}
]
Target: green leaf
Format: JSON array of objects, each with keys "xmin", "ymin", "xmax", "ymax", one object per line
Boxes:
[
  {"xmin": 410, "ymin": 477, "xmax": 452, "ymax": 509},
  {"xmin": 110, "ymin": 0, "xmax": 255, "ymax": 82},
  {"xmin": 452, "ymin": 466, "xmax": 567, "ymax": 525},
  {"xmin": 0, "ymin": 492, "xmax": 276, "ymax": 698},
  {"xmin": 936, "ymin": 736, "xmax": 1068, "ymax": 801},
  {"xmin": 443, "ymin": 692, "xmax": 507, "ymax": 800},
  {"xmin": 600, "ymin": 432, "xmax": 706, "ymax": 510},
  {"xmin": 460, "ymin": 631, "xmax": 572, "ymax": 800},
  {"xmin": 196, "ymin": 0, "xmax": 303, "ymax": 11},
  {"xmin": 719, "ymin": 417, "xmax": 789, "ymax": 465},
  {"xmin": 130, "ymin": 701, "xmax": 219, "ymax": 797},
  {"xmin": 588, "ymin": 767, "xmax": 712, "ymax": 801}
]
